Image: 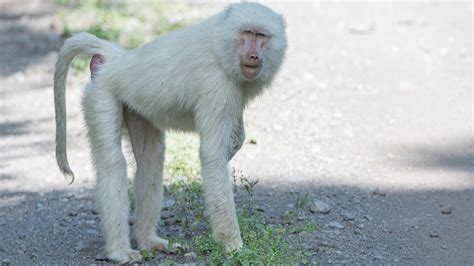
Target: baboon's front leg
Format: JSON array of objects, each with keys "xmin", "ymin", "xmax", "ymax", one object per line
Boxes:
[{"xmin": 199, "ymin": 118, "xmax": 243, "ymax": 252}]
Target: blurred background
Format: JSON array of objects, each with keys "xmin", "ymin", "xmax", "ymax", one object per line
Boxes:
[{"xmin": 0, "ymin": 0, "xmax": 472, "ymax": 264}]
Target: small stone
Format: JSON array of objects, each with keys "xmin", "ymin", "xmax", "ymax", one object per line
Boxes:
[
  {"xmin": 85, "ymin": 220, "xmax": 95, "ymax": 225},
  {"xmin": 364, "ymin": 215, "xmax": 373, "ymax": 221},
  {"xmin": 68, "ymin": 211, "xmax": 78, "ymax": 217},
  {"xmin": 328, "ymin": 221, "xmax": 345, "ymax": 229},
  {"xmin": 273, "ymin": 124, "xmax": 283, "ymax": 132},
  {"xmin": 441, "ymin": 206, "xmax": 452, "ymax": 214},
  {"xmin": 430, "ymin": 231, "xmax": 440, "ymax": 238},
  {"xmin": 441, "ymin": 245, "xmax": 448, "ymax": 250},
  {"xmin": 164, "ymin": 217, "xmax": 177, "ymax": 226},
  {"xmin": 348, "ymin": 22, "xmax": 375, "ymax": 34},
  {"xmin": 373, "ymin": 189, "xmax": 386, "ymax": 197},
  {"xmin": 86, "ymin": 229, "xmax": 98, "ymax": 236},
  {"xmin": 74, "ymin": 241, "xmax": 85, "ymax": 252},
  {"xmin": 297, "ymin": 216, "xmax": 307, "ymax": 221},
  {"xmin": 398, "ymin": 18, "xmax": 414, "ymax": 26},
  {"xmin": 128, "ymin": 216, "xmax": 135, "ymax": 226},
  {"xmin": 2, "ymin": 259, "xmax": 11, "ymax": 264},
  {"xmin": 161, "ymin": 210, "xmax": 175, "ymax": 219},
  {"xmin": 356, "ymin": 223, "xmax": 365, "ymax": 229},
  {"xmin": 267, "ymin": 218, "xmax": 277, "ymax": 224},
  {"xmin": 36, "ymin": 203, "xmax": 45, "ymax": 209},
  {"xmin": 317, "ymin": 242, "xmax": 334, "ymax": 248},
  {"xmin": 185, "ymin": 252, "xmax": 197, "ymax": 259},
  {"xmin": 309, "ymin": 200, "xmax": 331, "ymax": 214},
  {"xmin": 95, "ymin": 252, "xmax": 107, "ymax": 261},
  {"xmin": 163, "ymin": 199, "xmax": 176, "ymax": 210},
  {"xmin": 299, "ymin": 231, "xmax": 310, "ymax": 237},
  {"xmin": 342, "ymin": 211, "xmax": 356, "ymax": 221}
]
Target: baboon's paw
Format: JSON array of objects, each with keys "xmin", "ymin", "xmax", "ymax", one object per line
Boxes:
[
  {"xmin": 108, "ymin": 248, "xmax": 142, "ymax": 263},
  {"xmin": 224, "ymin": 237, "xmax": 243, "ymax": 253},
  {"xmin": 139, "ymin": 236, "xmax": 183, "ymax": 254}
]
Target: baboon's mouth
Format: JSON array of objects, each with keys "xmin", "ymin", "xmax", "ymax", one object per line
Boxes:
[{"xmin": 244, "ymin": 64, "xmax": 260, "ymax": 68}]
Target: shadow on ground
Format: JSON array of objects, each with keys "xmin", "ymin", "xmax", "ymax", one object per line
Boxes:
[
  {"xmin": 0, "ymin": 180, "xmax": 472, "ymax": 264},
  {"xmin": 0, "ymin": 7, "xmax": 61, "ymax": 76},
  {"xmin": 387, "ymin": 137, "xmax": 474, "ymax": 174}
]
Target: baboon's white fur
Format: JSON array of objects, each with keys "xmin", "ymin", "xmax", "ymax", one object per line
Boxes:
[{"xmin": 54, "ymin": 2, "xmax": 286, "ymax": 263}]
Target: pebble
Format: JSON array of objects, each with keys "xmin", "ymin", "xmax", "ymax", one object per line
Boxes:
[
  {"xmin": 164, "ymin": 217, "xmax": 177, "ymax": 226},
  {"xmin": 309, "ymin": 200, "xmax": 331, "ymax": 214},
  {"xmin": 372, "ymin": 189, "xmax": 386, "ymax": 197},
  {"xmin": 74, "ymin": 241, "xmax": 85, "ymax": 252},
  {"xmin": 185, "ymin": 252, "xmax": 197, "ymax": 259},
  {"xmin": 440, "ymin": 206, "xmax": 452, "ymax": 214},
  {"xmin": 297, "ymin": 216, "xmax": 307, "ymax": 221},
  {"xmin": 317, "ymin": 242, "xmax": 334, "ymax": 248},
  {"xmin": 356, "ymin": 223, "xmax": 365, "ymax": 229},
  {"xmin": 441, "ymin": 245, "xmax": 448, "ymax": 250},
  {"xmin": 36, "ymin": 203, "xmax": 45, "ymax": 210},
  {"xmin": 86, "ymin": 229, "xmax": 98, "ymax": 236},
  {"xmin": 430, "ymin": 231, "xmax": 440, "ymax": 238},
  {"xmin": 364, "ymin": 215, "xmax": 374, "ymax": 221},
  {"xmin": 161, "ymin": 210, "xmax": 175, "ymax": 219},
  {"xmin": 348, "ymin": 22, "xmax": 375, "ymax": 34},
  {"xmin": 68, "ymin": 211, "xmax": 78, "ymax": 217},
  {"xmin": 95, "ymin": 253, "xmax": 107, "ymax": 261},
  {"xmin": 163, "ymin": 199, "xmax": 176, "ymax": 210},
  {"xmin": 328, "ymin": 221, "xmax": 345, "ymax": 229},
  {"xmin": 342, "ymin": 211, "xmax": 356, "ymax": 221}
]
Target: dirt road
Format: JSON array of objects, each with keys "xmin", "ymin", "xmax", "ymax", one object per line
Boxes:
[{"xmin": 0, "ymin": 1, "xmax": 472, "ymax": 264}]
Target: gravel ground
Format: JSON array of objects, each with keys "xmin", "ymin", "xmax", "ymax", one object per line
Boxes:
[{"xmin": 0, "ymin": 1, "xmax": 472, "ymax": 264}]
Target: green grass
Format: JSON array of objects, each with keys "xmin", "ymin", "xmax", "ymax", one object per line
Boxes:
[
  {"xmin": 162, "ymin": 174, "xmax": 317, "ymax": 264},
  {"xmin": 57, "ymin": 0, "xmax": 192, "ymax": 72},
  {"xmin": 165, "ymin": 132, "xmax": 200, "ymax": 178}
]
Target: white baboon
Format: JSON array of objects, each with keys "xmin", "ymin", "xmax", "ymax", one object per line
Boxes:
[{"xmin": 54, "ymin": 2, "xmax": 286, "ymax": 263}]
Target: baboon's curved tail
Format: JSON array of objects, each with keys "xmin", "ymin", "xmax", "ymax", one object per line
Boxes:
[{"xmin": 54, "ymin": 32, "xmax": 124, "ymax": 184}]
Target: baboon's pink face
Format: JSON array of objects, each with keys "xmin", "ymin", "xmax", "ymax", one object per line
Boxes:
[{"xmin": 238, "ymin": 29, "xmax": 270, "ymax": 80}]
